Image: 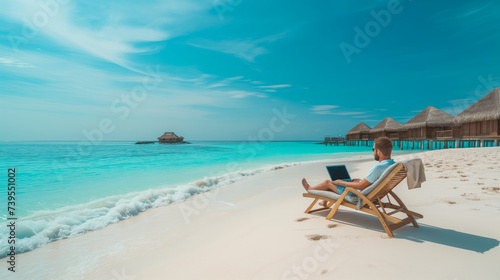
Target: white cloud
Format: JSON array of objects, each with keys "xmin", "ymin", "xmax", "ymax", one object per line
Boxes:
[
  {"xmin": 0, "ymin": 57, "xmax": 35, "ymax": 68},
  {"xmin": 310, "ymin": 105, "xmax": 339, "ymax": 112},
  {"xmin": 258, "ymin": 84, "xmax": 292, "ymax": 89},
  {"xmin": 447, "ymin": 98, "xmax": 476, "ymax": 106},
  {"xmin": 189, "ymin": 32, "xmax": 287, "ymax": 62},
  {"xmin": 352, "ymin": 115, "xmax": 375, "ymax": 118},
  {"xmin": 226, "ymin": 76, "xmax": 244, "ymax": 81},
  {"xmin": 207, "ymin": 83, "xmax": 227, "ymax": 88},
  {"xmin": 332, "ymin": 112, "xmax": 366, "ymax": 115},
  {"xmin": 205, "ymin": 76, "xmax": 247, "ymax": 88},
  {"xmin": 310, "ymin": 105, "xmax": 367, "ymax": 116},
  {"xmin": 314, "ymin": 111, "xmax": 338, "ymax": 115},
  {"xmin": 163, "ymin": 73, "xmax": 216, "ymax": 85},
  {"xmin": 190, "ymin": 40, "xmax": 266, "ymax": 62},
  {"xmin": 441, "ymin": 97, "xmax": 479, "ymax": 116},
  {"xmin": 224, "ymin": 90, "xmax": 267, "ymax": 99},
  {"xmin": 0, "ymin": 0, "xmax": 209, "ymax": 74}
]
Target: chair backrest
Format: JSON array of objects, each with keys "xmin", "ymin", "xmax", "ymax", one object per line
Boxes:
[
  {"xmin": 365, "ymin": 163, "xmax": 407, "ymax": 201},
  {"xmin": 358, "ymin": 162, "xmax": 398, "ymax": 197}
]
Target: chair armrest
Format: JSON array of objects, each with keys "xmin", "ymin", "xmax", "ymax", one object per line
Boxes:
[{"xmin": 343, "ymin": 187, "xmax": 368, "ymax": 199}]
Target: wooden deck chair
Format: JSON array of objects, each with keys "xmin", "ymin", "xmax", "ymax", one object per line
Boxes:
[{"xmin": 303, "ymin": 163, "xmax": 423, "ymax": 237}]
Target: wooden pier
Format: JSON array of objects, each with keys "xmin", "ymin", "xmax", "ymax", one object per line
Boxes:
[
  {"xmin": 323, "ymin": 136, "xmax": 347, "ymax": 146},
  {"xmin": 338, "ymin": 137, "xmax": 500, "ymax": 150}
]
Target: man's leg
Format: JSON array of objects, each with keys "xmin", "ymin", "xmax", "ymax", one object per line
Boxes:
[
  {"xmin": 302, "ymin": 179, "xmax": 339, "ymax": 207},
  {"xmin": 302, "ymin": 179, "xmax": 338, "ymax": 192}
]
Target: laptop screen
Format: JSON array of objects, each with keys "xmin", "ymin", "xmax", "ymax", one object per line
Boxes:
[{"xmin": 326, "ymin": 165, "xmax": 351, "ymax": 181}]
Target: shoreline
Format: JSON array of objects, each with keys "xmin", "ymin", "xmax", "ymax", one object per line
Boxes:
[
  {"xmin": 2, "ymin": 148, "xmax": 499, "ymax": 279},
  {"xmin": 1, "ymin": 152, "xmax": 383, "ymax": 258}
]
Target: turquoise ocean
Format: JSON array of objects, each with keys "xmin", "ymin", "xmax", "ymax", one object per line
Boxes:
[{"xmin": 0, "ymin": 141, "xmax": 414, "ymax": 256}]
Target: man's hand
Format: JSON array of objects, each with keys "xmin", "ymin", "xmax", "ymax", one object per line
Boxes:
[
  {"xmin": 337, "ymin": 178, "xmax": 371, "ymax": 190},
  {"xmin": 352, "ymin": 178, "xmax": 361, "ymax": 182},
  {"xmin": 332, "ymin": 180, "xmax": 342, "ymax": 185}
]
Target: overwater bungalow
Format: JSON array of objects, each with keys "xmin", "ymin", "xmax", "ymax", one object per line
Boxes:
[
  {"xmin": 401, "ymin": 106, "xmax": 456, "ymax": 139},
  {"xmin": 158, "ymin": 132, "xmax": 184, "ymax": 143},
  {"xmin": 345, "ymin": 122, "xmax": 371, "ymax": 140},
  {"xmin": 370, "ymin": 117, "xmax": 404, "ymax": 139},
  {"xmin": 454, "ymin": 88, "xmax": 500, "ymax": 138}
]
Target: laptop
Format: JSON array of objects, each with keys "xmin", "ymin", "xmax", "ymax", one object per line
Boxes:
[{"xmin": 326, "ymin": 165, "xmax": 353, "ymax": 182}]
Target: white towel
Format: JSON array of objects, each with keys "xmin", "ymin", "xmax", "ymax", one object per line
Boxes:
[{"xmin": 401, "ymin": 158, "xmax": 426, "ymax": 190}]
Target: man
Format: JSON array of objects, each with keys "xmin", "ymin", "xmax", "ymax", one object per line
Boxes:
[{"xmin": 301, "ymin": 137, "xmax": 395, "ymax": 207}]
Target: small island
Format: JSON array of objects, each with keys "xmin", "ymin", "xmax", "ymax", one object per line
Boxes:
[
  {"xmin": 135, "ymin": 132, "xmax": 189, "ymax": 144},
  {"xmin": 158, "ymin": 132, "xmax": 185, "ymax": 143}
]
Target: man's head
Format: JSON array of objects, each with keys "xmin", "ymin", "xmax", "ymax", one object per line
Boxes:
[{"xmin": 373, "ymin": 137, "xmax": 392, "ymax": 161}]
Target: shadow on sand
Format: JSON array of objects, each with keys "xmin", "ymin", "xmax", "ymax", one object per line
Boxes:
[{"xmin": 311, "ymin": 209, "xmax": 500, "ymax": 253}]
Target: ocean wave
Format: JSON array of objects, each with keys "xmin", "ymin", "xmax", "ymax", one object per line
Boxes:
[{"xmin": 0, "ymin": 162, "xmax": 302, "ymax": 257}]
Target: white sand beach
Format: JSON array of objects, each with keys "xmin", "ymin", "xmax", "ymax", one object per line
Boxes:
[{"xmin": 4, "ymin": 147, "xmax": 500, "ymax": 280}]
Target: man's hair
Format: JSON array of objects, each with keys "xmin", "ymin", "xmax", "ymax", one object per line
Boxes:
[{"xmin": 374, "ymin": 137, "xmax": 393, "ymax": 156}]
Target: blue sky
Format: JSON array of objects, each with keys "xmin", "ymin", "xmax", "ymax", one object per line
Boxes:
[{"xmin": 1, "ymin": 0, "xmax": 500, "ymax": 141}]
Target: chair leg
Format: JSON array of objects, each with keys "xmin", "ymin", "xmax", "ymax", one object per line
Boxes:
[
  {"xmin": 406, "ymin": 213, "xmax": 419, "ymax": 228},
  {"xmin": 304, "ymin": 198, "xmax": 319, "ymax": 213},
  {"xmin": 389, "ymin": 191, "xmax": 420, "ymax": 228},
  {"xmin": 325, "ymin": 206, "xmax": 338, "ymax": 220},
  {"xmin": 326, "ymin": 192, "xmax": 348, "ymax": 220},
  {"xmin": 364, "ymin": 199, "xmax": 394, "ymax": 237}
]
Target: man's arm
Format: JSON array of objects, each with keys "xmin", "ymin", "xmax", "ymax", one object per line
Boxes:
[{"xmin": 333, "ymin": 179, "xmax": 371, "ymax": 190}]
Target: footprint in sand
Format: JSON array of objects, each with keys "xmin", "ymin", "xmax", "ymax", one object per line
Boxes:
[
  {"xmin": 457, "ymin": 171, "xmax": 463, "ymax": 174},
  {"xmin": 296, "ymin": 217, "xmax": 309, "ymax": 222},
  {"xmin": 460, "ymin": 175, "xmax": 468, "ymax": 178},
  {"xmin": 306, "ymin": 234, "xmax": 329, "ymax": 241},
  {"xmin": 327, "ymin": 224, "xmax": 337, "ymax": 228},
  {"xmin": 461, "ymin": 193, "xmax": 480, "ymax": 201},
  {"xmin": 460, "ymin": 179, "xmax": 469, "ymax": 181},
  {"xmin": 321, "ymin": 270, "xmax": 328, "ymax": 275},
  {"xmin": 482, "ymin": 187, "xmax": 500, "ymax": 193},
  {"xmin": 446, "ymin": 201, "xmax": 456, "ymax": 204}
]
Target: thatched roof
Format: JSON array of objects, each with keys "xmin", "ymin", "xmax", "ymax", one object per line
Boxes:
[
  {"xmin": 346, "ymin": 122, "xmax": 371, "ymax": 135},
  {"xmin": 370, "ymin": 117, "xmax": 403, "ymax": 133},
  {"xmin": 158, "ymin": 132, "xmax": 181, "ymax": 139},
  {"xmin": 454, "ymin": 88, "xmax": 500, "ymax": 123},
  {"xmin": 402, "ymin": 106, "xmax": 455, "ymax": 129}
]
